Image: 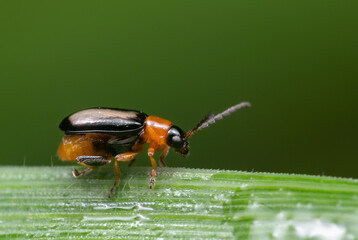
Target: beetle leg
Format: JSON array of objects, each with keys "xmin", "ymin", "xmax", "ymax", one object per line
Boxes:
[
  {"xmin": 128, "ymin": 142, "xmax": 144, "ymax": 167},
  {"xmin": 76, "ymin": 156, "xmax": 111, "ymax": 167},
  {"xmin": 128, "ymin": 158, "xmax": 136, "ymax": 167},
  {"xmin": 72, "ymin": 168, "xmax": 93, "ymax": 178},
  {"xmin": 148, "ymin": 147, "xmax": 157, "ymax": 189},
  {"xmin": 159, "ymin": 146, "xmax": 169, "ymax": 167},
  {"xmin": 109, "ymin": 161, "xmax": 120, "ymax": 198},
  {"xmin": 72, "ymin": 156, "xmax": 111, "ymax": 178},
  {"xmin": 114, "ymin": 152, "xmax": 138, "ymax": 162},
  {"xmin": 108, "ymin": 152, "xmax": 138, "ymax": 198}
]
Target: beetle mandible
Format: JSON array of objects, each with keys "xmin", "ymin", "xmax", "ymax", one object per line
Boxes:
[{"xmin": 58, "ymin": 101, "xmax": 251, "ymax": 197}]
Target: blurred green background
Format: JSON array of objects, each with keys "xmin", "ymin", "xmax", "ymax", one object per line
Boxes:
[{"xmin": 0, "ymin": 1, "xmax": 357, "ymax": 178}]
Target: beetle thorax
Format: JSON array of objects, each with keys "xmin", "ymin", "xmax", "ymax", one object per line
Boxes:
[{"xmin": 142, "ymin": 116, "xmax": 173, "ymax": 150}]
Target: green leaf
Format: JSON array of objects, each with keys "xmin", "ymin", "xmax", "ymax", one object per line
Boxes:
[{"xmin": 1, "ymin": 166, "xmax": 358, "ymax": 239}]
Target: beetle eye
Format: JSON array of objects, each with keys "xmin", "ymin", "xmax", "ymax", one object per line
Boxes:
[
  {"xmin": 167, "ymin": 126, "xmax": 185, "ymax": 149},
  {"xmin": 170, "ymin": 136, "xmax": 183, "ymax": 148}
]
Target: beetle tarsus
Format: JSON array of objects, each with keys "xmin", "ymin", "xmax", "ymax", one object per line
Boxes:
[
  {"xmin": 72, "ymin": 168, "xmax": 80, "ymax": 178},
  {"xmin": 149, "ymin": 168, "xmax": 157, "ymax": 189},
  {"xmin": 72, "ymin": 167, "xmax": 92, "ymax": 178},
  {"xmin": 149, "ymin": 177, "xmax": 155, "ymax": 189},
  {"xmin": 108, "ymin": 186, "xmax": 116, "ymax": 198}
]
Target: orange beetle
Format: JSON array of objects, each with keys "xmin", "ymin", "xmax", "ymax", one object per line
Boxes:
[{"xmin": 58, "ymin": 102, "xmax": 251, "ymax": 197}]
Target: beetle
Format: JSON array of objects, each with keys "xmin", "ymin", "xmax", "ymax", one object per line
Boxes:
[{"xmin": 58, "ymin": 101, "xmax": 251, "ymax": 198}]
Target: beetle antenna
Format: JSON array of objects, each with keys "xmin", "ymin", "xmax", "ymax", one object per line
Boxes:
[
  {"xmin": 184, "ymin": 112, "xmax": 214, "ymax": 140},
  {"xmin": 184, "ymin": 101, "xmax": 251, "ymax": 140}
]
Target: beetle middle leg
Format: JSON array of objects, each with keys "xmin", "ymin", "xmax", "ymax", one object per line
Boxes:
[
  {"xmin": 73, "ymin": 156, "xmax": 111, "ymax": 178},
  {"xmin": 108, "ymin": 152, "xmax": 138, "ymax": 198},
  {"xmin": 128, "ymin": 158, "xmax": 136, "ymax": 167}
]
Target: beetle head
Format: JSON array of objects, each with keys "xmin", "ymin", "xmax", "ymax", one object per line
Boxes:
[
  {"xmin": 167, "ymin": 125, "xmax": 189, "ymax": 156},
  {"xmin": 168, "ymin": 102, "xmax": 251, "ymax": 157}
]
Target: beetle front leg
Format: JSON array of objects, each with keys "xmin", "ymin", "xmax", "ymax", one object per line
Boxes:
[
  {"xmin": 148, "ymin": 147, "xmax": 158, "ymax": 189},
  {"xmin": 73, "ymin": 156, "xmax": 111, "ymax": 178},
  {"xmin": 159, "ymin": 146, "xmax": 169, "ymax": 167},
  {"xmin": 108, "ymin": 152, "xmax": 138, "ymax": 198}
]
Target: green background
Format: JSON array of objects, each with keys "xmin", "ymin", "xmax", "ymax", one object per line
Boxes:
[{"xmin": 0, "ymin": 1, "xmax": 357, "ymax": 178}]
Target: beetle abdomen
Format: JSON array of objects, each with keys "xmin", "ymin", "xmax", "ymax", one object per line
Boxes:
[
  {"xmin": 59, "ymin": 108, "xmax": 147, "ymax": 136},
  {"xmin": 58, "ymin": 134, "xmax": 115, "ymax": 161}
]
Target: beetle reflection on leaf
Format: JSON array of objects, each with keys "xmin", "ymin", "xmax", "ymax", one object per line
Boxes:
[{"xmin": 58, "ymin": 102, "xmax": 251, "ymax": 198}]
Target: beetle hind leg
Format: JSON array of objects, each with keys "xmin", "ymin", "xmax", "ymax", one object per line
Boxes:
[
  {"xmin": 72, "ymin": 167, "xmax": 93, "ymax": 178},
  {"xmin": 72, "ymin": 156, "xmax": 111, "ymax": 178},
  {"xmin": 76, "ymin": 156, "xmax": 111, "ymax": 167}
]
